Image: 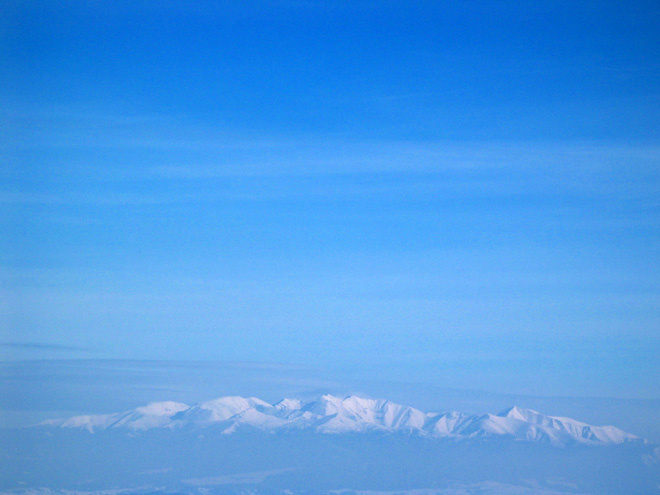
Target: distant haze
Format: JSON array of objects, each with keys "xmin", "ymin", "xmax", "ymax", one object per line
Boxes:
[{"xmin": 2, "ymin": 360, "xmax": 659, "ymax": 443}]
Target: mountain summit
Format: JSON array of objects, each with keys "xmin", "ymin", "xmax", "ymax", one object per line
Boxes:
[{"xmin": 39, "ymin": 394, "xmax": 642, "ymax": 447}]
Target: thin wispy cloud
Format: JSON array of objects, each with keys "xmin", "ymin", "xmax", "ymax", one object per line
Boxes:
[
  {"xmin": 4, "ymin": 107, "xmax": 660, "ymax": 209},
  {"xmin": 0, "ymin": 342, "xmax": 93, "ymax": 352}
]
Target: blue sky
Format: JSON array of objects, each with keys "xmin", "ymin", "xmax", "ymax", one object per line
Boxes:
[{"xmin": 2, "ymin": 1, "xmax": 660, "ymax": 398}]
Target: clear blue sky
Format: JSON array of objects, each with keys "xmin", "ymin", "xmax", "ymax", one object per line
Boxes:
[{"xmin": 2, "ymin": 1, "xmax": 659, "ymax": 398}]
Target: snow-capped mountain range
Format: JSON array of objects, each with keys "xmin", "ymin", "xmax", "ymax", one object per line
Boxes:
[{"xmin": 39, "ymin": 394, "xmax": 642, "ymax": 447}]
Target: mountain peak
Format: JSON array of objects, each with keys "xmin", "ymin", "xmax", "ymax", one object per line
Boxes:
[
  {"xmin": 274, "ymin": 398, "xmax": 303, "ymax": 411},
  {"xmin": 498, "ymin": 405, "xmax": 541, "ymax": 420},
  {"xmin": 135, "ymin": 401, "xmax": 189, "ymax": 416}
]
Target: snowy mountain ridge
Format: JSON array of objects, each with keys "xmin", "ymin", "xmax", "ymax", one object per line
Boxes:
[{"xmin": 39, "ymin": 394, "xmax": 642, "ymax": 447}]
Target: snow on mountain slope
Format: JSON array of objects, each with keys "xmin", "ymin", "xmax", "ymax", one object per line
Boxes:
[
  {"xmin": 173, "ymin": 396, "xmax": 271, "ymax": 427},
  {"xmin": 454, "ymin": 412, "xmax": 570, "ymax": 446},
  {"xmin": 40, "ymin": 401, "xmax": 189, "ymax": 432},
  {"xmin": 305, "ymin": 395, "xmax": 427, "ymax": 433},
  {"xmin": 423, "ymin": 411, "xmax": 473, "ymax": 436},
  {"xmin": 41, "ymin": 413, "xmax": 119, "ymax": 433},
  {"xmin": 495, "ymin": 405, "xmax": 635, "ymax": 445},
  {"xmin": 38, "ymin": 395, "xmax": 643, "ymax": 446}
]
